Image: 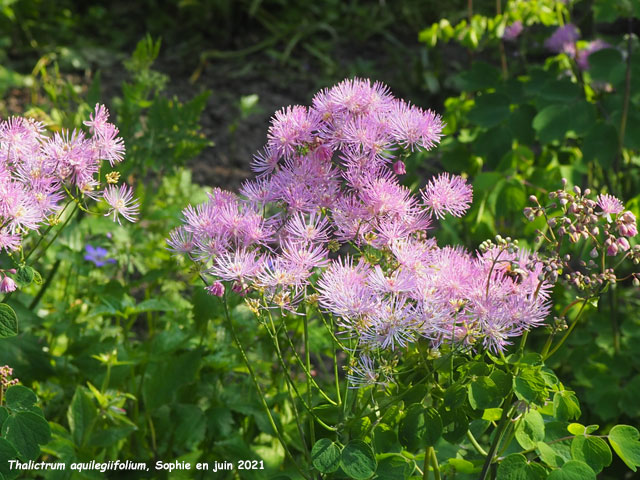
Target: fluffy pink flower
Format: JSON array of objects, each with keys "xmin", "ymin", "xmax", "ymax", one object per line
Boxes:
[
  {"xmin": 421, "ymin": 173, "xmax": 473, "ymax": 219},
  {"xmin": 103, "ymin": 184, "xmax": 140, "ymax": 224},
  {"xmin": 597, "ymin": 193, "xmax": 624, "ymax": 217}
]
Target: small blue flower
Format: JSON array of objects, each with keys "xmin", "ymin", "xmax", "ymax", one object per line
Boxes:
[{"xmin": 84, "ymin": 245, "xmax": 116, "ymax": 267}]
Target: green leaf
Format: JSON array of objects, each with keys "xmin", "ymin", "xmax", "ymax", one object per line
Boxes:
[
  {"xmin": 571, "ymin": 436, "xmax": 612, "ymax": 473},
  {"xmin": 496, "ymin": 453, "xmax": 546, "ymax": 480},
  {"xmin": 547, "ymin": 460, "xmax": 596, "ymax": 480},
  {"xmin": 444, "ymin": 384, "xmax": 467, "ymax": 409},
  {"xmin": 448, "ymin": 458, "xmax": 476, "ymax": 474},
  {"xmin": 553, "ymin": 391, "xmax": 581, "ymax": 422},
  {"xmin": 456, "ymin": 61, "xmax": 501, "ymax": 91},
  {"xmin": 1, "ymin": 412, "xmax": 51, "ymax": 460},
  {"xmin": 482, "ymin": 408, "xmax": 503, "ymax": 421},
  {"xmin": 88, "ymin": 426, "xmax": 136, "ymax": 448},
  {"xmin": 515, "ymin": 410, "xmax": 545, "ymax": 450},
  {"xmin": 67, "ymin": 387, "xmax": 97, "ymax": 447},
  {"xmin": 468, "ymin": 93, "xmax": 511, "ymax": 128},
  {"xmin": 581, "ymin": 122, "xmax": 619, "ymax": 169},
  {"xmin": 4, "ymin": 386, "xmax": 37, "ymax": 413},
  {"xmin": 537, "ymin": 441, "xmax": 565, "ymax": 468},
  {"xmin": 514, "ymin": 368, "xmax": 548, "ymax": 405},
  {"xmin": 608, "ymin": 425, "xmax": 640, "ymax": 471},
  {"xmin": 311, "ymin": 438, "xmax": 341, "ymax": 474},
  {"xmin": 340, "ymin": 440, "xmax": 377, "ymax": 479},
  {"xmin": 567, "ymin": 423, "xmax": 586, "ymax": 436},
  {"xmin": 399, "ymin": 405, "xmax": 442, "ymax": 450},
  {"xmin": 0, "ymin": 303, "xmax": 18, "ymax": 338},
  {"xmin": 533, "ymin": 104, "xmax": 571, "ymax": 144},
  {"xmin": 588, "ymin": 48, "xmax": 624, "ymax": 84},
  {"xmin": 0, "ymin": 407, "xmax": 7, "ymax": 427},
  {"xmin": 15, "ymin": 266, "xmax": 34, "ymax": 287},
  {"xmin": 375, "ymin": 454, "xmax": 413, "ymax": 479},
  {"xmin": 0, "ymin": 438, "xmax": 18, "ymax": 477},
  {"xmin": 468, "ymin": 376, "xmax": 500, "ymax": 410}
]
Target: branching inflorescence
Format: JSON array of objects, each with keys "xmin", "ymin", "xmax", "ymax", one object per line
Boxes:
[
  {"xmin": 168, "ymin": 78, "xmax": 632, "ymax": 388},
  {"xmin": 0, "ymin": 105, "xmax": 139, "ymax": 291}
]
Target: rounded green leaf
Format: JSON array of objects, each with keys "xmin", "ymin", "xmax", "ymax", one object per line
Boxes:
[
  {"xmin": 1, "ymin": 412, "xmax": 51, "ymax": 460},
  {"xmin": 376, "ymin": 454, "xmax": 413, "ymax": 479},
  {"xmin": 4, "ymin": 386, "xmax": 37, "ymax": 413},
  {"xmin": 0, "ymin": 438, "xmax": 18, "ymax": 477},
  {"xmin": 537, "ymin": 441, "xmax": 565, "ymax": 468},
  {"xmin": 515, "ymin": 410, "xmax": 545, "ymax": 450},
  {"xmin": 547, "ymin": 460, "xmax": 596, "ymax": 480},
  {"xmin": 311, "ymin": 438, "xmax": 341, "ymax": 473},
  {"xmin": 553, "ymin": 391, "xmax": 581, "ymax": 422},
  {"xmin": 15, "ymin": 266, "xmax": 34, "ymax": 287},
  {"xmin": 399, "ymin": 405, "xmax": 442, "ymax": 450},
  {"xmin": 571, "ymin": 436, "xmax": 611, "ymax": 473},
  {"xmin": 0, "ymin": 303, "xmax": 18, "ymax": 338},
  {"xmin": 608, "ymin": 425, "xmax": 640, "ymax": 472},
  {"xmin": 567, "ymin": 423, "xmax": 586, "ymax": 436},
  {"xmin": 468, "ymin": 376, "xmax": 499, "ymax": 410},
  {"xmin": 340, "ymin": 440, "xmax": 377, "ymax": 479},
  {"xmin": 496, "ymin": 453, "xmax": 546, "ymax": 480}
]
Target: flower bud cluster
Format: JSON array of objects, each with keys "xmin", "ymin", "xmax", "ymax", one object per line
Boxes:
[
  {"xmin": 526, "ymin": 180, "xmax": 639, "ymax": 293},
  {"xmin": 0, "ymin": 365, "xmax": 18, "ymax": 388}
]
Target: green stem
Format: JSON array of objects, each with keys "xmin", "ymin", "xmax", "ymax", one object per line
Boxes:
[
  {"xmin": 278, "ymin": 315, "xmax": 338, "ymax": 406},
  {"xmin": 423, "ymin": 447, "xmax": 432, "ymax": 480},
  {"xmin": 430, "ymin": 447, "xmax": 441, "ymax": 480},
  {"xmin": 544, "ymin": 298, "xmax": 589, "ymax": 360},
  {"xmin": 479, "ymin": 396, "xmax": 514, "ymax": 480},
  {"xmin": 467, "ymin": 430, "xmax": 488, "ymax": 456},
  {"xmin": 221, "ymin": 296, "xmax": 310, "ymax": 479},
  {"xmin": 28, "ymin": 259, "xmax": 61, "ymax": 310},
  {"xmin": 265, "ymin": 312, "xmax": 337, "ymax": 432},
  {"xmin": 303, "ymin": 311, "xmax": 316, "ymax": 448},
  {"xmin": 32, "ymin": 204, "xmax": 79, "ymax": 263}
]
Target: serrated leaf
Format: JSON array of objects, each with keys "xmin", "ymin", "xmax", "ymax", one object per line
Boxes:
[
  {"xmin": 608, "ymin": 425, "xmax": 640, "ymax": 472},
  {"xmin": 311, "ymin": 438, "xmax": 341, "ymax": 473}
]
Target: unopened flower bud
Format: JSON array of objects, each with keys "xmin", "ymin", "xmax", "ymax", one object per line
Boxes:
[
  {"xmin": 590, "ymin": 248, "xmax": 598, "ymax": 258},
  {"xmin": 205, "ymin": 282, "xmax": 225, "ymax": 297},
  {"xmin": 392, "ymin": 160, "xmax": 406, "ymax": 175},
  {"xmin": 607, "ymin": 242, "xmax": 619, "ymax": 256},
  {"xmin": 617, "ymin": 237, "xmax": 631, "ymax": 252}
]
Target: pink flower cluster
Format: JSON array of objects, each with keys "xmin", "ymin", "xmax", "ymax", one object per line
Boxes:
[
  {"xmin": 170, "ymin": 78, "xmax": 552, "ymax": 386},
  {"xmin": 0, "ymin": 105, "xmax": 138, "ymax": 252},
  {"xmin": 544, "ymin": 24, "xmax": 610, "ymax": 71}
]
